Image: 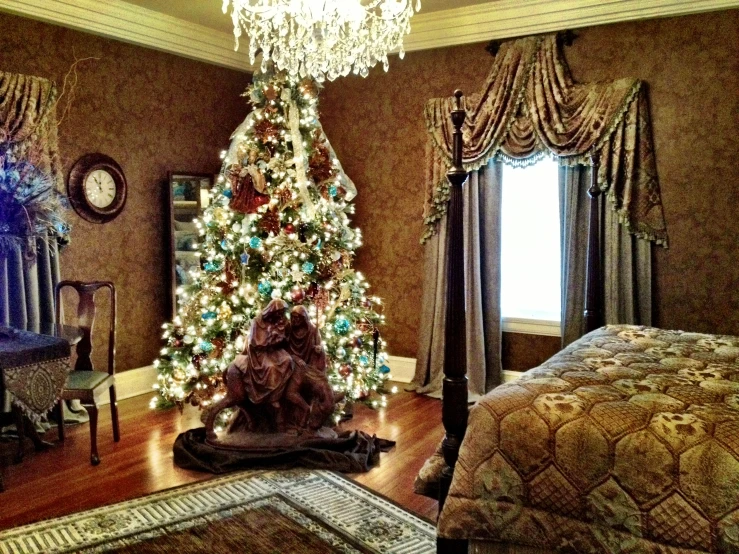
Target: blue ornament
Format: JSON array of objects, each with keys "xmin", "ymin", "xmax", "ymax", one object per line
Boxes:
[
  {"xmin": 240, "ymin": 252, "xmax": 250, "ymax": 265},
  {"xmin": 220, "ymin": 239, "xmax": 229, "ymax": 250},
  {"xmin": 359, "ymin": 355, "xmax": 369, "ymax": 365},
  {"xmin": 258, "ymin": 281, "xmax": 272, "ymax": 295},
  {"xmin": 222, "ymin": 189, "xmax": 233, "ymax": 198},
  {"xmin": 302, "ymin": 262, "xmax": 315, "ymax": 274},
  {"xmin": 201, "ymin": 311, "xmax": 217, "ymax": 320},
  {"xmin": 199, "ymin": 341, "xmax": 214, "ymax": 353},
  {"xmin": 315, "ymin": 239, "xmax": 322, "ymax": 249},
  {"xmin": 204, "ymin": 261, "xmax": 221, "ymax": 272},
  {"xmin": 329, "ymin": 185, "xmax": 338, "ymax": 197},
  {"xmin": 249, "ymin": 236, "xmax": 262, "ymax": 249},
  {"xmin": 379, "ymin": 364, "xmax": 391, "ymax": 374},
  {"xmin": 333, "ymin": 316, "xmax": 350, "ymax": 335}
]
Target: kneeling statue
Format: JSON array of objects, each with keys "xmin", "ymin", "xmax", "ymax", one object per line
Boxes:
[{"xmin": 204, "ymin": 299, "xmax": 340, "ymax": 445}]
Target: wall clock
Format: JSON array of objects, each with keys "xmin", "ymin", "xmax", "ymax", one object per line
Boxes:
[{"xmin": 67, "ymin": 153, "xmax": 127, "ymax": 224}]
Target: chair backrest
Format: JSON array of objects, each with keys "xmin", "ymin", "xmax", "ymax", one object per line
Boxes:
[{"xmin": 54, "ymin": 281, "xmax": 116, "ymax": 375}]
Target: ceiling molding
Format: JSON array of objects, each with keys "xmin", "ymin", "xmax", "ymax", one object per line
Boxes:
[
  {"xmin": 404, "ymin": 0, "xmax": 739, "ymax": 52},
  {"xmin": 0, "ymin": 0, "xmax": 737, "ymax": 71},
  {"xmin": 0, "ymin": 0, "xmax": 255, "ymax": 72}
]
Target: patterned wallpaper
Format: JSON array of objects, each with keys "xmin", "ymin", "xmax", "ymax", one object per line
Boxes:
[
  {"xmin": 321, "ymin": 10, "xmax": 739, "ymax": 360},
  {"xmin": 2, "ymin": 9, "xmax": 736, "ymax": 372},
  {"xmin": 0, "ymin": 12, "xmax": 251, "ymax": 371}
]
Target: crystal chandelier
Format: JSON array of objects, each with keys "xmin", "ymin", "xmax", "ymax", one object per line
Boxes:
[{"xmin": 222, "ymin": 0, "xmax": 421, "ymax": 81}]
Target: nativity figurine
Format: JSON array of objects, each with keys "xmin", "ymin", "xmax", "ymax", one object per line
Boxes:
[{"xmin": 204, "ymin": 300, "xmax": 341, "ymax": 445}]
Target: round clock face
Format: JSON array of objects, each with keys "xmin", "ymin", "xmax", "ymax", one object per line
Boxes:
[
  {"xmin": 84, "ymin": 169, "xmax": 117, "ymax": 209},
  {"xmin": 68, "ymin": 153, "xmax": 127, "ymax": 224}
]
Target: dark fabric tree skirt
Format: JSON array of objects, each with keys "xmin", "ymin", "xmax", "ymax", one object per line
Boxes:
[{"xmin": 174, "ymin": 427, "xmax": 394, "ymax": 474}]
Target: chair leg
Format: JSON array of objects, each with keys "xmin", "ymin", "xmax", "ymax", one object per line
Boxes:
[
  {"xmin": 12, "ymin": 406, "xmax": 25, "ymax": 464},
  {"xmin": 84, "ymin": 403, "xmax": 100, "ymax": 466},
  {"xmin": 55, "ymin": 401, "xmax": 65, "ymax": 442},
  {"xmin": 109, "ymin": 385, "xmax": 120, "ymax": 443}
]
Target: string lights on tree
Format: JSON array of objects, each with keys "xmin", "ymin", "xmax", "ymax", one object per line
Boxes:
[{"xmin": 153, "ymin": 68, "xmax": 395, "ymax": 419}]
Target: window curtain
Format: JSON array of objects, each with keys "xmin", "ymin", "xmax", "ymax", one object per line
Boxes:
[
  {"xmin": 414, "ymin": 32, "xmax": 667, "ymax": 396},
  {"xmin": 0, "ymin": 71, "xmax": 64, "ymax": 331},
  {"xmin": 411, "ymin": 158, "xmax": 502, "ymax": 400},
  {"xmin": 560, "ymin": 165, "xmax": 652, "ymax": 347}
]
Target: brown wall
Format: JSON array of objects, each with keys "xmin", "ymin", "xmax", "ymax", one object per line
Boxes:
[
  {"xmin": 0, "ymin": 12, "xmax": 251, "ymax": 371},
  {"xmin": 320, "ymin": 10, "xmax": 739, "ymax": 361}
]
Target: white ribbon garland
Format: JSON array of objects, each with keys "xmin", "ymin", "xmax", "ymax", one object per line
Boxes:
[{"xmin": 287, "ymin": 101, "xmax": 316, "ymax": 218}]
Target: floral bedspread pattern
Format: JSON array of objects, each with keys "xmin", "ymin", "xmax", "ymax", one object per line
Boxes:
[{"xmin": 424, "ymin": 325, "xmax": 739, "ymax": 553}]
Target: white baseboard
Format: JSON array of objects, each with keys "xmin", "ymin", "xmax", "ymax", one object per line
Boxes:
[
  {"xmin": 387, "ymin": 356, "xmax": 523, "ymax": 385},
  {"xmin": 97, "ymin": 365, "xmax": 157, "ymax": 406},
  {"xmin": 101, "ymin": 359, "xmax": 524, "ymax": 406},
  {"xmin": 386, "ymin": 355, "xmax": 416, "ymax": 384}
]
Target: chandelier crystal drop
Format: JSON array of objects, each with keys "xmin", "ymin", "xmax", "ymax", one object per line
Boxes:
[{"xmin": 223, "ymin": 0, "xmax": 421, "ymax": 81}]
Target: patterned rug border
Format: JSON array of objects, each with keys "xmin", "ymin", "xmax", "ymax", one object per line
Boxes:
[{"xmin": 0, "ymin": 469, "xmax": 436, "ymax": 554}]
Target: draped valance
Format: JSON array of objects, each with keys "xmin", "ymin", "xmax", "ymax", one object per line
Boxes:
[
  {"xmin": 0, "ymin": 71, "xmax": 64, "ymax": 193},
  {"xmin": 422, "ymin": 33, "xmax": 668, "ymax": 246}
]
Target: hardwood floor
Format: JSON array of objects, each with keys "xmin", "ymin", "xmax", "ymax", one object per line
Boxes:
[{"xmin": 0, "ymin": 385, "xmax": 442, "ymax": 530}]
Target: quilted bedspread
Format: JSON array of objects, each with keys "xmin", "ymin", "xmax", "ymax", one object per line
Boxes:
[{"xmin": 420, "ymin": 325, "xmax": 739, "ymax": 553}]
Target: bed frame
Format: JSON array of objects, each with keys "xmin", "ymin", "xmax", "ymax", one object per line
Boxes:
[{"xmin": 436, "ymin": 91, "xmax": 604, "ymax": 553}]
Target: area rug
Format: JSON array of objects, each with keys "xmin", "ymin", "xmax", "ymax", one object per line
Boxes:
[{"xmin": 0, "ymin": 470, "xmax": 435, "ymax": 553}]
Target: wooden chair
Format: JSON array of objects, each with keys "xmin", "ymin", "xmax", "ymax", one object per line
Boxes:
[{"xmin": 54, "ymin": 281, "xmax": 120, "ymax": 465}]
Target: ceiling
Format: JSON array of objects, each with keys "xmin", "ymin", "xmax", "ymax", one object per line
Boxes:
[
  {"xmin": 123, "ymin": 0, "xmax": 496, "ymax": 34},
  {"xmin": 0, "ymin": 0, "xmax": 734, "ymax": 72}
]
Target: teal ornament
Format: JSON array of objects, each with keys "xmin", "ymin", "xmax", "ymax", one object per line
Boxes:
[
  {"xmin": 359, "ymin": 355, "xmax": 369, "ymax": 365},
  {"xmin": 222, "ymin": 189, "xmax": 233, "ymax": 198},
  {"xmin": 379, "ymin": 364, "xmax": 391, "ymax": 374},
  {"xmin": 240, "ymin": 252, "xmax": 250, "ymax": 264},
  {"xmin": 204, "ymin": 261, "xmax": 221, "ymax": 272},
  {"xmin": 201, "ymin": 311, "xmax": 217, "ymax": 320},
  {"xmin": 333, "ymin": 316, "xmax": 350, "ymax": 335},
  {"xmin": 249, "ymin": 236, "xmax": 262, "ymax": 249},
  {"xmin": 302, "ymin": 262, "xmax": 314, "ymax": 274},
  {"xmin": 329, "ymin": 185, "xmax": 338, "ymax": 197},
  {"xmin": 199, "ymin": 341, "xmax": 214, "ymax": 353},
  {"xmin": 315, "ymin": 239, "xmax": 322, "ymax": 249},
  {"xmin": 220, "ymin": 239, "xmax": 229, "ymax": 250},
  {"xmin": 258, "ymin": 281, "xmax": 272, "ymax": 295}
]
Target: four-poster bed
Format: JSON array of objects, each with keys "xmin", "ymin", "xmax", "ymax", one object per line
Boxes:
[{"xmin": 422, "ymin": 35, "xmax": 739, "ymax": 554}]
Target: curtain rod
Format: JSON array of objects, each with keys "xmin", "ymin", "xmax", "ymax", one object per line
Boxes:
[{"xmin": 485, "ymin": 30, "xmax": 578, "ymax": 56}]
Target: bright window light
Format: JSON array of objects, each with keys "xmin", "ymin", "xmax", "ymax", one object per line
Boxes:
[{"xmin": 500, "ymin": 158, "xmax": 561, "ymax": 322}]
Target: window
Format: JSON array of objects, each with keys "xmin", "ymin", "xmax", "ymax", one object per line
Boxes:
[{"xmin": 500, "ymin": 158, "xmax": 561, "ymax": 336}]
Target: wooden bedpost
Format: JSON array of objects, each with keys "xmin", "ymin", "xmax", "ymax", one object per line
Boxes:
[
  {"xmin": 584, "ymin": 152, "xmax": 604, "ymax": 333},
  {"xmin": 437, "ymin": 90, "xmax": 470, "ymax": 554}
]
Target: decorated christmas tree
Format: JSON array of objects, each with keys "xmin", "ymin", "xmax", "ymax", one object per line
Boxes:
[{"xmin": 154, "ymin": 69, "xmax": 393, "ymax": 419}]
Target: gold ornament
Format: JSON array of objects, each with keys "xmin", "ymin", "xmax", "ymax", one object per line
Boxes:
[{"xmin": 218, "ymin": 302, "xmax": 233, "ymax": 320}]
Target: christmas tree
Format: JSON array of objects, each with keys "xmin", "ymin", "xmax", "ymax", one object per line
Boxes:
[{"xmin": 154, "ymin": 69, "xmax": 393, "ymax": 419}]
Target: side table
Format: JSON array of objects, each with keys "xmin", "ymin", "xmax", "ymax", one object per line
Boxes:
[{"xmin": 0, "ymin": 326, "xmax": 74, "ymax": 491}]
